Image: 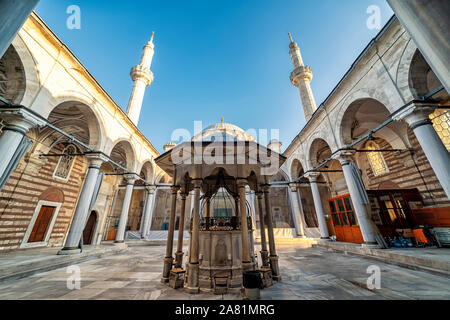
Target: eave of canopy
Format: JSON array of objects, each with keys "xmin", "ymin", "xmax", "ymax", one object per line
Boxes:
[{"xmin": 155, "ymin": 140, "xmax": 286, "ymax": 179}]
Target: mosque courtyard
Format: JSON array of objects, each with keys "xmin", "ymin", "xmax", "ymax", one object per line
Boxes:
[{"xmin": 0, "ymin": 244, "xmax": 448, "ymax": 300}]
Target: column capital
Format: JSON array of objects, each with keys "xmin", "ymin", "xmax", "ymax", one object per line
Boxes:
[
  {"xmin": 170, "ymin": 185, "xmax": 180, "ymax": 194},
  {"xmin": 180, "ymin": 192, "xmax": 188, "ymax": 200},
  {"xmin": 145, "ymin": 185, "xmax": 156, "ymax": 193},
  {"xmin": 304, "ymin": 172, "xmax": 320, "ymax": 182},
  {"xmin": 392, "ymin": 102, "xmax": 436, "ymax": 129},
  {"xmin": 236, "ymin": 178, "xmax": 248, "ymax": 188},
  {"xmin": 332, "ymin": 150, "xmax": 356, "ymax": 166},
  {"xmin": 123, "ymin": 173, "xmax": 139, "ymax": 185},
  {"xmin": 255, "ymin": 190, "xmax": 264, "ymax": 198},
  {"xmin": 260, "ymin": 184, "xmax": 271, "ymax": 193},
  {"xmin": 84, "ymin": 152, "xmax": 109, "ymax": 168},
  {"xmin": 0, "ymin": 105, "xmax": 47, "ymax": 133},
  {"xmin": 288, "ymin": 183, "xmax": 299, "ymax": 191},
  {"xmin": 192, "ymin": 178, "xmax": 202, "ymax": 189}
]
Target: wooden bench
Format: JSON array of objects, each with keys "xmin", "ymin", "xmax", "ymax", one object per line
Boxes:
[
  {"xmin": 169, "ymin": 268, "xmax": 186, "ymax": 289},
  {"xmin": 213, "ymin": 273, "xmax": 230, "ymax": 295}
]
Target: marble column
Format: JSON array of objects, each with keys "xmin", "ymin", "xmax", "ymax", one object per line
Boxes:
[
  {"xmin": 297, "ymin": 187, "xmax": 309, "ymax": 230},
  {"xmin": 305, "ymin": 173, "xmax": 329, "ymax": 239},
  {"xmin": 387, "ymin": 0, "xmax": 450, "ymax": 92},
  {"xmin": 394, "ymin": 103, "xmax": 450, "ymax": 199},
  {"xmin": 0, "ymin": 0, "xmax": 39, "ymax": 58},
  {"xmin": 205, "ymin": 196, "xmax": 211, "ymax": 218},
  {"xmin": 175, "ymin": 192, "xmax": 188, "ymax": 268},
  {"xmin": 204, "ymin": 196, "xmax": 211, "ymax": 230},
  {"xmin": 256, "ymin": 191, "xmax": 269, "ymax": 267},
  {"xmin": 162, "ymin": 185, "xmax": 179, "ymax": 283},
  {"xmin": 186, "ymin": 179, "xmax": 202, "ymax": 294},
  {"xmin": 288, "ymin": 184, "xmax": 306, "ymax": 238},
  {"xmin": 262, "ymin": 185, "xmax": 281, "ymax": 281},
  {"xmin": 335, "ymin": 151, "xmax": 379, "ymax": 247},
  {"xmin": 0, "ymin": 107, "xmax": 46, "ymax": 185},
  {"xmin": 140, "ymin": 185, "xmax": 156, "ymax": 239},
  {"xmin": 115, "ymin": 174, "xmax": 137, "ymax": 243},
  {"xmin": 246, "ymin": 187, "xmax": 257, "ymax": 229},
  {"xmin": 58, "ymin": 153, "xmax": 108, "ymax": 255},
  {"xmin": 237, "ymin": 179, "xmax": 252, "ymax": 270}
]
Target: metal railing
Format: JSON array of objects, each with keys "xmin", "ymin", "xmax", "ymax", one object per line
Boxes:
[{"xmin": 191, "ymin": 216, "xmax": 252, "ymax": 231}]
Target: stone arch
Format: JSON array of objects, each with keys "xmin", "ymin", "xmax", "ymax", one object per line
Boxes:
[
  {"xmin": 335, "ymin": 88, "xmax": 395, "ymax": 142},
  {"xmin": 306, "ymin": 136, "xmax": 335, "ymax": 169},
  {"xmin": 155, "ymin": 171, "xmax": 170, "ymax": 185},
  {"xmin": 0, "ymin": 36, "xmax": 40, "ymax": 106},
  {"xmin": 35, "ymin": 99, "xmax": 105, "ymax": 156},
  {"xmin": 396, "ymin": 39, "xmax": 417, "ymax": 102},
  {"xmin": 39, "ymin": 187, "xmax": 64, "ymax": 203},
  {"xmin": 138, "ymin": 161, "xmax": 155, "ymax": 184},
  {"xmin": 108, "ymin": 140, "xmax": 137, "ymax": 173},
  {"xmin": 409, "ymin": 49, "xmax": 446, "ymax": 99},
  {"xmin": 338, "ymin": 97, "xmax": 409, "ymax": 150},
  {"xmin": 290, "ymin": 158, "xmax": 307, "ymax": 181},
  {"xmin": 270, "ymin": 169, "xmax": 289, "ymax": 183},
  {"xmin": 0, "ymin": 45, "xmax": 25, "ymax": 104}
]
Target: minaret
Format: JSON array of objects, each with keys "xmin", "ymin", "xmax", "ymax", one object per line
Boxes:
[
  {"xmin": 126, "ymin": 32, "xmax": 155, "ymax": 126},
  {"xmin": 288, "ymin": 32, "xmax": 317, "ymax": 122}
]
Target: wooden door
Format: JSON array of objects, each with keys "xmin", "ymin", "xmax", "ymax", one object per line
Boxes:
[
  {"xmin": 328, "ymin": 196, "xmax": 363, "ymax": 244},
  {"xmin": 28, "ymin": 206, "xmax": 55, "ymax": 243},
  {"xmin": 106, "ymin": 229, "xmax": 117, "ymax": 241},
  {"xmin": 83, "ymin": 211, "xmax": 97, "ymax": 245}
]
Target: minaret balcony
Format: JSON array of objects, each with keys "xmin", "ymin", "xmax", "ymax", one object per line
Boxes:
[
  {"xmin": 130, "ymin": 65, "xmax": 154, "ymax": 86},
  {"xmin": 290, "ymin": 65, "xmax": 313, "ymax": 86}
]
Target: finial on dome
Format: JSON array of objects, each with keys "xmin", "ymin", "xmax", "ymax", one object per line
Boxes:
[
  {"xmin": 221, "ymin": 116, "xmax": 224, "ymax": 124},
  {"xmin": 288, "ymin": 32, "xmax": 294, "ymax": 43},
  {"xmin": 150, "ymin": 31, "xmax": 155, "ymax": 43}
]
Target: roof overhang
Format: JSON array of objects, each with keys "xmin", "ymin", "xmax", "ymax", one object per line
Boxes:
[{"xmin": 155, "ymin": 141, "xmax": 287, "ymax": 178}]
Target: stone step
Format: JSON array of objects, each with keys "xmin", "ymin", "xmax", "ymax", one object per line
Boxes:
[
  {"xmin": 255, "ymin": 237, "xmax": 318, "ymax": 247},
  {"xmin": 314, "ymin": 240, "xmax": 450, "ymax": 277}
]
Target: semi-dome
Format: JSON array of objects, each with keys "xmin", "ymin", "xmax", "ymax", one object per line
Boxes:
[{"xmin": 191, "ymin": 122, "xmax": 257, "ymax": 142}]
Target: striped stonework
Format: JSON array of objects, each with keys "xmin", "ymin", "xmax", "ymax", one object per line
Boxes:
[
  {"xmin": 0, "ymin": 144, "xmax": 87, "ymax": 252},
  {"xmin": 363, "ymin": 130, "xmax": 450, "ymax": 207}
]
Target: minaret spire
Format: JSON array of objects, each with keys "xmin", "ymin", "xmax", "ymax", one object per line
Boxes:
[
  {"xmin": 288, "ymin": 32, "xmax": 293, "ymax": 43},
  {"xmin": 126, "ymin": 33, "xmax": 155, "ymax": 126},
  {"xmin": 288, "ymin": 32, "xmax": 317, "ymax": 122}
]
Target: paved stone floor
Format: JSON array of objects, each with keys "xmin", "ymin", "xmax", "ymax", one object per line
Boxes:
[{"xmin": 0, "ymin": 244, "xmax": 449, "ymax": 300}]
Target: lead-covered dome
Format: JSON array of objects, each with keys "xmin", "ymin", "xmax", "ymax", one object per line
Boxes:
[{"xmin": 191, "ymin": 122, "xmax": 257, "ymax": 142}]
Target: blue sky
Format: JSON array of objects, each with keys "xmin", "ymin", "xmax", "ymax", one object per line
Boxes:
[{"xmin": 35, "ymin": 0, "xmax": 393, "ymax": 153}]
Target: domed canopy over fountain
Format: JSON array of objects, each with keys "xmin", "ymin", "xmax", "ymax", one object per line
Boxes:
[{"xmin": 155, "ymin": 122, "xmax": 286, "ymax": 293}]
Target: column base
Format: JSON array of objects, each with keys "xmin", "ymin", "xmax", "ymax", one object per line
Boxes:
[
  {"xmin": 269, "ymin": 255, "xmax": 281, "ymax": 282},
  {"xmin": 174, "ymin": 251, "xmax": 184, "ymax": 268},
  {"xmin": 361, "ymin": 242, "xmax": 381, "ymax": 249},
  {"xmin": 113, "ymin": 241, "xmax": 127, "ymax": 248},
  {"xmin": 186, "ymin": 286, "xmax": 200, "ymax": 294},
  {"xmin": 242, "ymin": 261, "xmax": 254, "ymax": 271},
  {"xmin": 260, "ymin": 250, "xmax": 270, "ymax": 267},
  {"xmin": 57, "ymin": 248, "xmax": 81, "ymax": 255},
  {"xmin": 161, "ymin": 256, "xmax": 174, "ymax": 283},
  {"xmin": 186, "ymin": 262, "xmax": 199, "ymax": 293}
]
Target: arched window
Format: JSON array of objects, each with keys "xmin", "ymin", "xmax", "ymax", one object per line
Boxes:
[
  {"xmin": 430, "ymin": 109, "xmax": 450, "ymax": 151},
  {"xmin": 366, "ymin": 141, "xmax": 389, "ymax": 176},
  {"xmin": 53, "ymin": 145, "xmax": 77, "ymax": 181}
]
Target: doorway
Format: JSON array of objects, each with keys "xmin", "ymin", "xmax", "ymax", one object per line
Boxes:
[
  {"xmin": 83, "ymin": 211, "xmax": 97, "ymax": 245},
  {"xmin": 28, "ymin": 205, "xmax": 56, "ymax": 243}
]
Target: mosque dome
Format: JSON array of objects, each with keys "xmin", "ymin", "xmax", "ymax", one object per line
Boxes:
[{"xmin": 191, "ymin": 122, "xmax": 257, "ymax": 142}]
